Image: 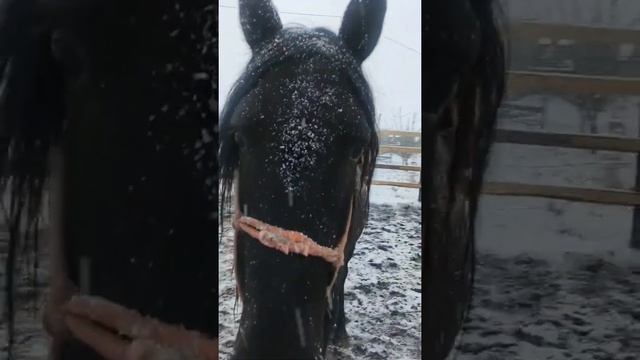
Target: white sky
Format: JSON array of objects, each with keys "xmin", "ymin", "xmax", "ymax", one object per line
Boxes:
[{"xmin": 218, "ymin": 0, "xmax": 422, "ymax": 131}]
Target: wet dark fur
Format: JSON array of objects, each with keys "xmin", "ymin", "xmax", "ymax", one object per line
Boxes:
[
  {"xmin": 219, "ymin": 1, "xmax": 384, "ymax": 358},
  {"xmin": 423, "ymin": 0, "xmax": 506, "ymax": 358},
  {"xmin": 0, "ymin": 1, "xmax": 217, "ymax": 357}
]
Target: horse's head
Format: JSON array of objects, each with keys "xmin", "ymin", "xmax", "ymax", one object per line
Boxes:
[
  {"xmin": 40, "ymin": 0, "xmax": 217, "ymax": 336},
  {"xmin": 219, "ymin": 0, "xmax": 385, "ymax": 358}
]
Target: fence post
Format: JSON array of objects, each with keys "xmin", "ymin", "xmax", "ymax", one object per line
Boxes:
[{"xmin": 631, "ymin": 101, "xmax": 640, "ymax": 249}]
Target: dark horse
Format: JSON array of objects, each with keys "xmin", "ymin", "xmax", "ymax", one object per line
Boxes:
[
  {"xmin": 219, "ymin": 0, "xmax": 385, "ymax": 358},
  {"xmin": 424, "ymin": 0, "xmax": 505, "ymax": 359},
  {"xmin": 0, "ymin": 0, "xmax": 216, "ymax": 358}
]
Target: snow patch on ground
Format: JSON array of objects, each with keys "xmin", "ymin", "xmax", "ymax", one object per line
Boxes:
[
  {"xmin": 454, "ymin": 252, "xmax": 640, "ymax": 360},
  {"xmin": 476, "ymin": 195, "xmax": 637, "ymax": 264}
]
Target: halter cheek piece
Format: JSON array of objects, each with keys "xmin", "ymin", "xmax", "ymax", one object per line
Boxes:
[{"xmin": 232, "ymin": 200, "xmax": 353, "ymax": 308}]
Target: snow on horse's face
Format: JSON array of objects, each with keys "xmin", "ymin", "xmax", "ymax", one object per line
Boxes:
[{"xmin": 219, "ymin": 0, "xmax": 385, "ymax": 358}]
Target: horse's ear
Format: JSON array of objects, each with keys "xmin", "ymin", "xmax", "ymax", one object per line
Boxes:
[
  {"xmin": 339, "ymin": 0, "xmax": 386, "ymax": 62},
  {"xmin": 239, "ymin": 0, "xmax": 282, "ymax": 52}
]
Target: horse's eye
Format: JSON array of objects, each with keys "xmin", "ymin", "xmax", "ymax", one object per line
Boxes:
[{"xmin": 349, "ymin": 145, "xmax": 364, "ymax": 162}]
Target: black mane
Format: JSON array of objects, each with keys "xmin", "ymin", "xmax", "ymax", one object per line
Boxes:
[{"xmin": 423, "ymin": 0, "xmax": 506, "ymax": 358}]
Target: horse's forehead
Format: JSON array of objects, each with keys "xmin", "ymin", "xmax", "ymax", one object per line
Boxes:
[
  {"xmin": 266, "ymin": 73, "xmax": 338, "ymax": 193},
  {"xmin": 240, "ymin": 64, "xmax": 361, "ymax": 193},
  {"xmin": 276, "ymin": 72, "xmax": 341, "ymax": 113}
]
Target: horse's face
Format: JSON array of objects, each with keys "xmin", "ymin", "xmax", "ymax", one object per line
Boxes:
[
  {"xmin": 231, "ymin": 57, "xmax": 366, "ymax": 358},
  {"xmin": 234, "ymin": 56, "xmax": 368, "ymax": 229},
  {"xmin": 221, "ymin": 1, "xmax": 385, "ymax": 358}
]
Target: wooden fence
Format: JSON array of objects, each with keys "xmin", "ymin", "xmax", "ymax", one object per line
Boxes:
[
  {"xmin": 508, "ymin": 71, "xmax": 640, "ymax": 97},
  {"xmin": 509, "ymin": 21, "xmax": 640, "ymax": 45},
  {"xmin": 373, "ymin": 130, "xmax": 422, "ymax": 194},
  {"xmin": 370, "ymin": 22, "xmax": 640, "ymax": 245},
  {"xmin": 374, "ymin": 127, "xmax": 640, "ymax": 204},
  {"xmin": 374, "ymin": 66, "xmax": 640, "ymax": 199}
]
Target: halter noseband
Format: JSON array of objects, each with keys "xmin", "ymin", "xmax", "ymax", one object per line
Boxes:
[{"xmin": 232, "ymin": 196, "xmax": 354, "ymax": 309}]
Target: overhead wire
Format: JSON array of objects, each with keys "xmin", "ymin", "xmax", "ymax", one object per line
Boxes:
[{"xmin": 218, "ymin": 3, "xmax": 421, "ymax": 55}]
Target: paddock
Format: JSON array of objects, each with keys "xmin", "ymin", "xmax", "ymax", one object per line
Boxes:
[{"xmin": 451, "ymin": 44, "xmax": 640, "ymax": 357}]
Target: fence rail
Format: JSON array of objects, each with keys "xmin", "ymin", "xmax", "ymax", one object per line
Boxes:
[
  {"xmin": 379, "ymin": 129, "xmax": 422, "ymax": 138},
  {"xmin": 371, "ymin": 180, "xmax": 421, "ymax": 189},
  {"xmin": 482, "ymin": 182, "xmax": 640, "ymax": 206},
  {"xmin": 508, "ymin": 71, "xmax": 640, "ymax": 96},
  {"xmin": 509, "ymin": 21, "xmax": 640, "ymax": 44},
  {"xmin": 375, "ymin": 131, "xmax": 422, "ymax": 192},
  {"xmin": 494, "ymin": 129, "xmax": 640, "ymax": 153},
  {"xmin": 375, "ymin": 126, "xmax": 640, "ymax": 205},
  {"xmin": 375, "ymin": 164, "xmax": 421, "ymax": 172},
  {"xmin": 378, "ymin": 145, "xmax": 421, "ymax": 155}
]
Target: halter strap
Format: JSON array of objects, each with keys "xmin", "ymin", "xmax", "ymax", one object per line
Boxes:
[{"xmin": 231, "ymin": 197, "xmax": 354, "ymax": 308}]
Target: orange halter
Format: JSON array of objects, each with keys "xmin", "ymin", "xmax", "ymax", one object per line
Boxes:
[{"xmin": 232, "ymin": 195, "xmax": 353, "ymax": 309}]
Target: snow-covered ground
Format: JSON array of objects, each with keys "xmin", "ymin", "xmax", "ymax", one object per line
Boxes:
[
  {"xmin": 454, "ymin": 251, "xmax": 640, "ymax": 360},
  {"xmin": 453, "ymin": 95, "xmax": 640, "ymax": 359}
]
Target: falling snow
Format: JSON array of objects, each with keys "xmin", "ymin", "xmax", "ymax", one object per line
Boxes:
[
  {"xmin": 0, "ymin": 1, "xmax": 216, "ymax": 358},
  {"xmin": 272, "ymin": 74, "xmax": 338, "ymax": 194}
]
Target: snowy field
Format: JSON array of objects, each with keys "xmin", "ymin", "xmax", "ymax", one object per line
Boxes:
[
  {"xmin": 452, "ymin": 95, "xmax": 640, "ymax": 359},
  {"xmin": 454, "ymin": 251, "xmax": 640, "ymax": 360}
]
